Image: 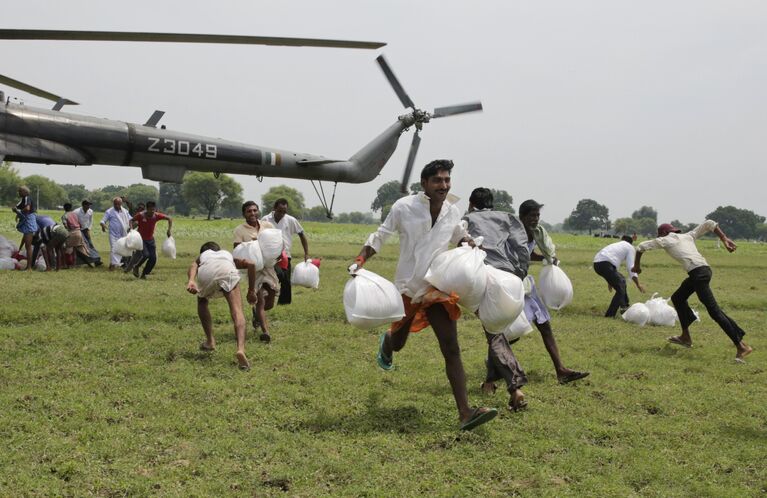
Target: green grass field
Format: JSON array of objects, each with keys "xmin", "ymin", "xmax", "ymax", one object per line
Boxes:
[{"xmin": 1, "ymin": 212, "xmax": 766, "ymax": 496}]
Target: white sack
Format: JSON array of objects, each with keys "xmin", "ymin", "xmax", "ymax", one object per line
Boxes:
[
  {"xmin": 538, "ymin": 264, "xmax": 573, "ymax": 310},
  {"xmin": 622, "ymin": 303, "xmax": 650, "ymax": 326},
  {"xmin": 162, "ymin": 236, "xmax": 177, "ymax": 259},
  {"xmin": 35, "ymin": 256, "xmax": 47, "ymax": 271},
  {"xmin": 425, "ymin": 245, "xmax": 488, "ymax": 311},
  {"xmin": 478, "ymin": 266, "xmax": 525, "ymax": 333},
  {"xmin": 0, "ymin": 235, "xmax": 16, "ymax": 259},
  {"xmin": 114, "ymin": 237, "xmax": 134, "ymax": 257},
  {"xmin": 257, "ymin": 228, "xmax": 284, "ymax": 263},
  {"xmin": 502, "ymin": 312, "xmax": 534, "ymax": 342},
  {"xmin": 645, "ymin": 293, "xmax": 677, "ymax": 326},
  {"xmin": 344, "ymin": 269, "xmax": 405, "ymax": 330},
  {"xmin": 292, "ymin": 259, "xmax": 320, "ymax": 289},
  {"xmin": 232, "ymin": 241, "xmax": 264, "ymax": 271},
  {"xmin": 125, "ymin": 230, "xmax": 144, "ymax": 251},
  {"xmin": 0, "ymin": 257, "xmax": 17, "ymax": 270}
]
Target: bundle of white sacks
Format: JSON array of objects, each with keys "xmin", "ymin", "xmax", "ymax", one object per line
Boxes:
[
  {"xmin": 344, "ymin": 269, "xmax": 405, "ymax": 330},
  {"xmin": 622, "ymin": 293, "xmax": 683, "ymax": 327}
]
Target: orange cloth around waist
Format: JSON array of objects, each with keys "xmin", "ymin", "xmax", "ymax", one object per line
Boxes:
[{"xmin": 389, "ymin": 287, "xmax": 461, "ymax": 333}]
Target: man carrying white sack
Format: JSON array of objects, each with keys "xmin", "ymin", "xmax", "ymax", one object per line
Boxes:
[
  {"xmin": 186, "ymin": 241, "xmax": 258, "ymax": 371},
  {"xmin": 518, "ymin": 199, "xmax": 589, "ymax": 384},
  {"xmin": 632, "ymin": 221, "xmax": 752, "ymax": 362},
  {"xmin": 100, "ymin": 197, "xmax": 131, "ymax": 271},
  {"xmin": 593, "ymin": 235, "xmax": 646, "ymax": 318},
  {"xmin": 350, "ymin": 160, "xmax": 498, "ymax": 431},
  {"xmin": 463, "ymin": 187, "xmax": 528, "ymax": 411}
]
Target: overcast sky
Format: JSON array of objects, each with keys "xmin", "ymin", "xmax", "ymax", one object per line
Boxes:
[{"xmin": 4, "ymin": 0, "xmax": 766, "ymax": 224}]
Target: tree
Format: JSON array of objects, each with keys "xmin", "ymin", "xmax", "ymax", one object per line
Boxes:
[
  {"xmin": 159, "ymin": 182, "xmax": 190, "ymax": 216},
  {"xmin": 409, "ymin": 182, "xmax": 422, "ymax": 194},
  {"xmin": 219, "ymin": 181, "xmax": 244, "ymax": 218},
  {"xmin": 0, "ymin": 162, "xmax": 22, "ymax": 205},
  {"xmin": 122, "ymin": 183, "xmax": 159, "ymax": 206},
  {"xmin": 631, "ymin": 206, "xmax": 657, "ymax": 222},
  {"xmin": 182, "ymin": 172, "xmax": 243, "ymax": 220},
  {"xmin": 563, "ymin": 198, "xmax": 610, "ymax": 234},
  {"xmin": 21, "ymin": 175, "xmax": 67, "ymax": 209},
  {"xmin": 371, "ymin": 180, "xmax": 408, "ymax": 222},
  {"xmin": 490, "ymin": 189, "xmax": 514, "ymax": 214},
  {"xmin": 756, "ymin": 224, "xmax": 767, "ymax": 242},
  {"xmin": 60, "ymin": 184, "xmax": 90, "ymax": 204},
  {"xmin": 303, "ymin": 205, "xmax": 331, "ymax": 222},
  {"xmin": 261, "ymin": 185, "xmax": 305, "ymax": 217},
  {"xmin": 614, "ymin": 216, "xmax": 656, "ymax": 236},
  {"xmin": 706, "ymin": 206, "xmax": 766, "ymax": 240}
]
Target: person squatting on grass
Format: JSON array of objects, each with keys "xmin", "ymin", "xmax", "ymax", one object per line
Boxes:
[
  {"xmin": 261, "ymin": 198, "xmax": 310, "ymax": 305},
  {"xmin": 632, "ymin": 221, "xmax": 753, "ymax": 362},
  {"xmin": 234, "ymin": 201, "xmax": 280, "ymax": 343},
  {"xmin": 463, "ymin": 187, "xmax": 529, "ymax": 412},
  {"xmin": 125, "ymin": 201, "xmax": 172, "ymax": 279},
  {"xmin": 350, "ymin": 160, "xmax": 498, "ymax": 431},
  {"xmin": 593, "ymin": 235, "xmax": 646, "ymax": 318},
  {"xmin": 517, "ymin": 199, "xmax": 590, "ymax": 384},
  {"xmin": 186, "ymin": 241, "xmax": 258, "ymax": 371}
]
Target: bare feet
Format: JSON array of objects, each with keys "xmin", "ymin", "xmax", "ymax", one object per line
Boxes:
[
  {"xmin": 199, "ymin": 341, "xmax": 215, "ymax": 351},
  {"xmin": 668, "ymin": 336, "xmax": 692, "ymax": 348},
  {"xmin": 236, "ymin": 351, "xmax": 250, "ymax": 370},
  {"xmin": 735, "ymin": 342, "xmax": 753, "ymax": 363},
  {"xmin": 509, "ymin": 389, "xmax": 527, "ymax": 412},
  {"xmin": 480, "ymin": 382, "xmax": 497, "ymax": 395},
  {"xmin": 557, "ymin": 369, "xmax": 590, "ymax": 384}
]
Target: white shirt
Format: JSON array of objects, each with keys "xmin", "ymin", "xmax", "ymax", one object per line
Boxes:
[
  {"xmin": 74, "ymin": 206, "xmax": 93, "ymax": 230},
  {"xmin": 261, "ymin": 212, "xmax": 304, "ymax": 258},
  {"xmin": 100, "ymin": 207, "xmax": 131, "ymax": 238},
  {"xmin": 365, "ymin": 192, "xmax": 468, "ymax": 301},
  {"xmin": 637, "ymin": 220, "xmax": 717, "ymax": 272},
  {"xmin": 594, "ymin": 240, "xmax": 638, "ymax": 278}
]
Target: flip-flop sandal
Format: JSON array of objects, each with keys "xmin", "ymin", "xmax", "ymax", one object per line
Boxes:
[
  {"xmin": 459, "ymin": 407, "xmax": 498, "ymax": 431},
  {"xmin": 376, "ymin": 332, "xmax": 394, "ymax": 371},
  {"xmin": 259, "ymin": 333, "xmax": 271, "ymax": 343},
  {"xmin": 508, "ymin": 397, "xmax": 528, "ymax": 412},
  {"xmin": 667, "ymin": 336, "xmax": 692, "ymax": 348},
  {"xmin": 558, "ymin": 371, "xmax": 590, "ymax": 385},
  {"xmin": 199, "ymin": 343, "xmax": 215, "ymax": 352}
]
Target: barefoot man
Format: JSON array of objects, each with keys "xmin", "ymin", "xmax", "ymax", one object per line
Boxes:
[
  {"xmin": 350, "ymin": 160, "xmax": 498, "ymax": 431},
  {"xmin": 186, "ymin": 241, "xmax": 258, "ymax": 370},
  {"xmin": 633, "ymin": 221, "xmax": 752, "ymax": 362}
]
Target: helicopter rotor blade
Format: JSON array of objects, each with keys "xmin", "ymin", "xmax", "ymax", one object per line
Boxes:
[
  {"xmin": 401, "ymin": 130, "xmax": 422, "ymax": 193},
  {"xmin": 432, "ymin": 102, "xmax": 483, "ymax": 118},
  {"xmin": 376, "ymin": 55, "xmax": 416, "ymax": 109},
  {"xmin": 0, "ymin": 29, "xmax": 386, "ymax": 50},
  {"xmin": 0, "ymin": 73, "xmax": 76, "ymax": 104}
]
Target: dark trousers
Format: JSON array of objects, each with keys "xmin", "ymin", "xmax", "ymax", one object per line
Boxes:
[
  {"xmin": 593, "ymin": 261, "xmax": 629, "ymax": 317},
  {"xmin": 484, "ymin": 332, "xmax": 527, "ymax": 394},
  {"xmin": 275, "ymin": 257, "xmax": 292, "ymax": 305},
  {"xmin": 129, "ymin": 238, "xmax": 157, "ymax": 276},
  {"xmin": 671, "ymin": 266, "xmax": 745, "ymax": 346}
]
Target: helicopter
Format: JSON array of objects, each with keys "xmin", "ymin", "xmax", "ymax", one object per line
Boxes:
[{"xmin": 0, "ymin": 30, "xmax": 482, "ymax": 215}]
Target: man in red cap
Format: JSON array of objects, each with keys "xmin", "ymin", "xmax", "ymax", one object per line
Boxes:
[{"xmin": 632, "ymin": 220, "xmax": 752, "ymax": 362}]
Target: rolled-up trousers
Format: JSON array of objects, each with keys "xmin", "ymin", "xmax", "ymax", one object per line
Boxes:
[
  {"xmin": 484, "ymin": 332, "xmax": 528, "ymax": 394},
  {"xmin": 671, "ymin": 265, "xmax": 745, "ymax": 346}
]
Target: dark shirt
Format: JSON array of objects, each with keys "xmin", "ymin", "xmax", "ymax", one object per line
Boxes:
[{"xmin": 463, "ymin": 209, "xmax": 530, "ymax": 279}]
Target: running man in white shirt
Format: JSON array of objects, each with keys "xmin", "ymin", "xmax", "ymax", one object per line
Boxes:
[
  {"xmin": 262, "ymin": 198, "xmax": 309, "ymax": 305},
  {"xmin": 186, "ymin": 241, "xmax": 259, "ymax": 370},
  {"xmin": 350, "ymin": 160, "xmax": 498, "ymax": 431},
  {"xmin": 593, "ymin": 235, "xmax": 646, "ymax": 317},
  {"xmin": 633, "ymin": 221, "xmax": 752, "ymax": 361}
]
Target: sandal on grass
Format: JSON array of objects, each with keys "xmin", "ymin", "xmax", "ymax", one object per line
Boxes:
[
  {"xmin": 667, "ymin": 336, "xmax": 692, "ymax": 348},
  {"xmin": 459, "ymin": 407, "xmax": 498, "ymax": 431}
]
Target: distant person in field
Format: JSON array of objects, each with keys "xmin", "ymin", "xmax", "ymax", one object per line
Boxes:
[
  {"xmin": 73, "ymin": 199, "xmax": 96, "ymax": 253},
  {"xmin": 518, "ymin": 199, "xmax": 589, "ymax": 384},
  {"xmin": 11, "ymin": 185, "xmax": 37, "ymax": 271},
  {"xmin": 593, "ymin": 235, "xmax": 646, "ymax": 317},
  {"xmin": 100, "ymin": 197, "xmax": 131, "ymax": 270},
  {"xmin": 31, "ymin": 215, "xmax": 65, "ymax": 271},
  {"xmin": 632, "ymin": 221, "xmax": 753, "ymax": 362},
  {"xmin": 463, "ymin": 187, "xmax": 528, "ymax": 412},
  {"xmin": 261, "ymin": 198, "xmax": 310, "ymax": 305},
  {"xmin": 126, "ymin": 201, "xmax": 172, "ymax": 279},
  {"xmin": 186, "ymin": 241, "xmax": 258, "ymax": 370},
  {"xmin": 351, "ymin": 160, "xmax": 498, "ymax": 431},
  {"xmin": 62, "ymin": 202, "xmax": 101, "ymax": 267},
  {"xmin": 233, "ymin": 201, "xmax": 279, "ymax": 343}
]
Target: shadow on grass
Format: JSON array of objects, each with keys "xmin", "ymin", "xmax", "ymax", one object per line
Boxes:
[
  {"xmin": 718, "ymin": 423, "xmax": 767, "ymax": 442},
  {"xmin": 297, "ymin": 391, "xmax": 436, "ymax": 434}
]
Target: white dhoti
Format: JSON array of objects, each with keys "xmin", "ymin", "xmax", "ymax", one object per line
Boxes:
[{"xmin": 197, "ymin": 250, "xmax": 241, "ymax": 299}]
